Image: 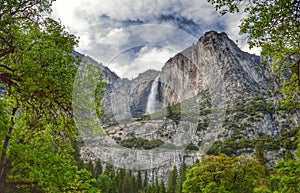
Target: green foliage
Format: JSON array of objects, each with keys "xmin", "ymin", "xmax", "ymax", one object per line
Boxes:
[
  {"xmin": 197, "ymin": 119, "xmax": 209, "ymax": 131},
  {"xmin": 182, "ymin": 154, "xmax": 263, "ymax": 193},
  {"xmin": 270, "ymin": 160, "xmax": 300, "ymax": 193},
  {"xmin": 207, "ymin": 134, "xmax": 281, "ymax": 156},
  {"xmin": 167, "ymin": 166, "xmax": 178, "ymax": 193},
  {"xmin": 85, "ymin": 160, "xmax": 95, "ymax": 176},
  {"xmin": 185, "ymin": 143, "xmax": 199, "ymax": 151},
  {"xmin": 279, "ymin": 127, "xmax": 299, "ymax": 150},
  {"xmin": 94, "ymin": 160, "xmax": 103, "ymax": 179},
  {"xmin": 269, "ymin": 131, "xmax": 300, "ymax": 193},
  {"xmin": 104, "ymin": 163, "xmax": 115, "ymax": 179},
  {"xmin": 159, "ymin": 180, "xmax": 166, "ymax": 193},
  {"xmin": 209, "ymin": 128, "xmax": 299, "ymax": 157},
  {"xmin": 119, "ymin": 137, "xmax": 164, "ymax": 150},
  {"xmin": 96, "ymin": 174, "xmax": 112, "ymax": 193},
  {"xmin": 79, "ymin": 132, "xmax": 300, "ymax": 193},
  {"xmin": 137, "ymin": 170, "xmax": 143, "ymax": 192},
  {"xmin": 166, "ymin": 103, "xmax": 181, "ymax": 123},
  {"xmin": 254, "ymin": 142, "xmax": 267, "ymax": 167},
  {"xmin": 136, "ymin": 114, "xmax": 151, "ymax": 121},
  {"xmin": 254, "ymin": 187, "xmax": 272, "ymax": 193},
  {"xmin": 176, "ymin": 164, "xmax": 187, "ymax": 193},
  {"xmin": 0, "ymin": 1, "xmax": 103, "ymax": 192}
]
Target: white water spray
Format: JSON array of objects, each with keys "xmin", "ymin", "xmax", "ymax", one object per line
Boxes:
[{"xmin": 146, "ymin": 76, "xmax": 160, "ymax": 114}]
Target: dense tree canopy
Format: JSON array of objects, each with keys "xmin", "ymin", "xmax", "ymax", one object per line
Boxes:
[
  {"xmin": 182, "ymin": 154, "xmax": 263, "ymax": 193},
  {"xmin": 208, "ymin": 0, "xmax": 300, "ymax": 112},
  {"xmin": 0, "ymin": 0, "xmax": 99, "ymax": 192},
  {"xmin": 269, "ymin": 132, "xmax": 300, "ymax": 193}
]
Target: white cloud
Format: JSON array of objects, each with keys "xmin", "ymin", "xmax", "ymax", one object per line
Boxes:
[
  {"xmin": 106, "ymin": 46, "xmax": 177, "ymax": 79},
  {"xmin": 51, "ymin": 0, "xmax": 261, "ymax": 77},
  {"xmin": 137, "ymin": 46, "xmax": 177, "ymax": 63}
]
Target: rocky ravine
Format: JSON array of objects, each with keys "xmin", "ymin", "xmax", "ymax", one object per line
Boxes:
[{"xmin": 79, "ymin": 31, "xmax": 299, "ymax": 180}]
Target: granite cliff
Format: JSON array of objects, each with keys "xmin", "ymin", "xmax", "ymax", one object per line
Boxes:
[{"xmin": 78, "ymin": 31, "xmax": 299, "ymax": 180}]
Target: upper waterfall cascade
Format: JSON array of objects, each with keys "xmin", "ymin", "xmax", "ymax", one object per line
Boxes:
[{"xmin": 145, "ymin": 76, "xmax": 160, "ymax": 115}]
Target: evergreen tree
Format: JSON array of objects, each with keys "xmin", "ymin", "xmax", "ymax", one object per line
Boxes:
[
  {"xmin": 114, "ymin": 169, "xmax": 122, "ymax": 193},
  {"xmin": 155, "ymin": 176, "xmax": 160, "ymax": 193},
  {"xmin": 109, "ymin": 179, "xmax": 117, "ymax": 193},
  {"xmin": 94, "ymin": 160, "xmax": 103, "ymax": 179},
  {"xmin": 159, "ymin": 180, "xmax": 166, "ymax": 193},
  {"xmin": 143, "ymin": 171, "xmax": 148, "ymax": 191},
  {"xmin": 97, "ymin": 174, "xmax": 112, "ymax": 193},
  {"xmin": 85, "ymin": 160, "xmax": 95, "ymax": 176},
  {"xmin": 121, "ymin": 173, "xmax": 131, "ymax": 193},
  {"xmin": 104, "ymin": 163, "xmax": 115, "ymax": 179},
  {"xmin": 254, "ymin": 142, "xmax": 270, "ymax": 191},
  {"xmin": 131, "ymin": 173, "xmax": 138, "ymax": 193},
  {"xmin": 176, "ymin": 164, "xmax": 187, "ymax": 193},
  {"xmin": 167, "ymin": 166, "xmax": 178, "ymax": 193},
  {"xmin": 254, "ymin": 142, "xmax": 267, "ymax": 166},
  {"xmin": 137, "ymin": 170, "xmax": 143, "ymax": 192}
]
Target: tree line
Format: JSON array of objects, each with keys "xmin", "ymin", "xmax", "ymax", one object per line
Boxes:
[{"xmin": 79, "ymin": 136, "xmax": 299, "ymax": 193}]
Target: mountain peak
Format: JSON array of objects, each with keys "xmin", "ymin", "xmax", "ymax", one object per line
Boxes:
[
  {"xmin": 198, "ymin": 30, "xmax": 240, "ymax": 54},
  {"xmin": 199, "ymin": 30, "xmax": 229, "ymax": 42}
]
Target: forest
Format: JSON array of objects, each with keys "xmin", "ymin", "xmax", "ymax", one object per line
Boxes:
[
  {"xmin": 78, "ymin": 148, "xmax": 300, "ymax": 193},
  {"xmin": 0, "ymin": 0, "xmax": 299, "ymax": 192}
]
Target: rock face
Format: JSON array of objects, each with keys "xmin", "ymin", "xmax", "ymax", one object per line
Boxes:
[{"xmin": 79, "ymin": 31, "xmax": 299, "ymax": 180}]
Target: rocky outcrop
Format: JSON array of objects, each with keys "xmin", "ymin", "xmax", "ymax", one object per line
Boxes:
[{"xmin": 79, "ymin": 31, "xmax": 299, "ymax": 180}]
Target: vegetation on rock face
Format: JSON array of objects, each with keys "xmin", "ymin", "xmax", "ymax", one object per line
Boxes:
[
  {"xmin": 184, "ymin": 143, "xmax": 199, "ymax": 152},
  {"xmin": 119, "ymin": 137, "xmax": 164, "ymax": 150},
  {"xmin": 207, "ymin": 128, "xmax": 299, "ymax": 157},
  {"xmin": 166, "ymin": 103, "xmax": 182, "ymax": 122}
]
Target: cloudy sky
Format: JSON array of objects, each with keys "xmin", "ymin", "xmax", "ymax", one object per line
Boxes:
[{"xmin": 51, "ymin": 0, "xmax": 260, "ymax": 79}]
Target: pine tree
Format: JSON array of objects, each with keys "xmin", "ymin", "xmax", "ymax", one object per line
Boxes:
[
  {"xmin": 137, "ymin": 170, "xmax": 143, "ymax": 192},
  {"xmin": 131, "ymin": 173, "xmax": 137, "ymax": 193},
  {"xmin": 159, "ymin": 180, "xmax": 166, "ymax": 193},
  {"xmin": 115, "ymin": 169, "xmax": 123, "ymax": 193},
  {"xmin": 143, "ymin": 171, "xmax": 148, "ymax": 192},
  {"xmin": 97, "ymin": 174, "xmax": 112, "ymax": 193},
  {"xmin": 176, "ymin": 164, "xmax": 187, "ymax": 193},
  {"xmin": 104, "ymin": 163, "xmax": 115, "ymax": 179},
  {"xmin": 94, "ymin": 159, "xmax": 103, "ymax": 179},
  {"xmin": 254, "ymin": 142, "xmax": 267, "ymax": 166},
  {"xmin": 121, "ymin": 173, "xmax": 131, "ymax": 193},
  {"xmin": 85, "ymin": 160, "xmax": 95, "ymax": 176},
  {"xmin": 109, "ymin": 179, "xmax": 117, "ymax": 193},
  {"xmin": 155, "ymin": 176, "xmax": 160, "ymax": 193},
  {"xmin": 254, "ymin": 142, "xmax": 268, "ymax": 177},
  {"xmin": 167, "ymin": 166, "xmax": 178, "ymax": 193}
]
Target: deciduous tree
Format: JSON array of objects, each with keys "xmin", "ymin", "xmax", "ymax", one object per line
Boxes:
[
  {"xmin": 0, "ymin": 1, "xmax": 102, "ymax": 192},
  {"xmin": 182, "ymin": 154, "xmax": 263, "ymax": 193}
]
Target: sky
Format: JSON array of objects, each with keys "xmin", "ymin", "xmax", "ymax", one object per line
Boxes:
[{"xmin": 51, "ymin": 0, "xmax": 260, "ymax": 79}]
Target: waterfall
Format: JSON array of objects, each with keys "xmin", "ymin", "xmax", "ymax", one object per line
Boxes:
[{"xmin": 146, "ymin": 76, "xmax": 160, "ymax": 115}]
